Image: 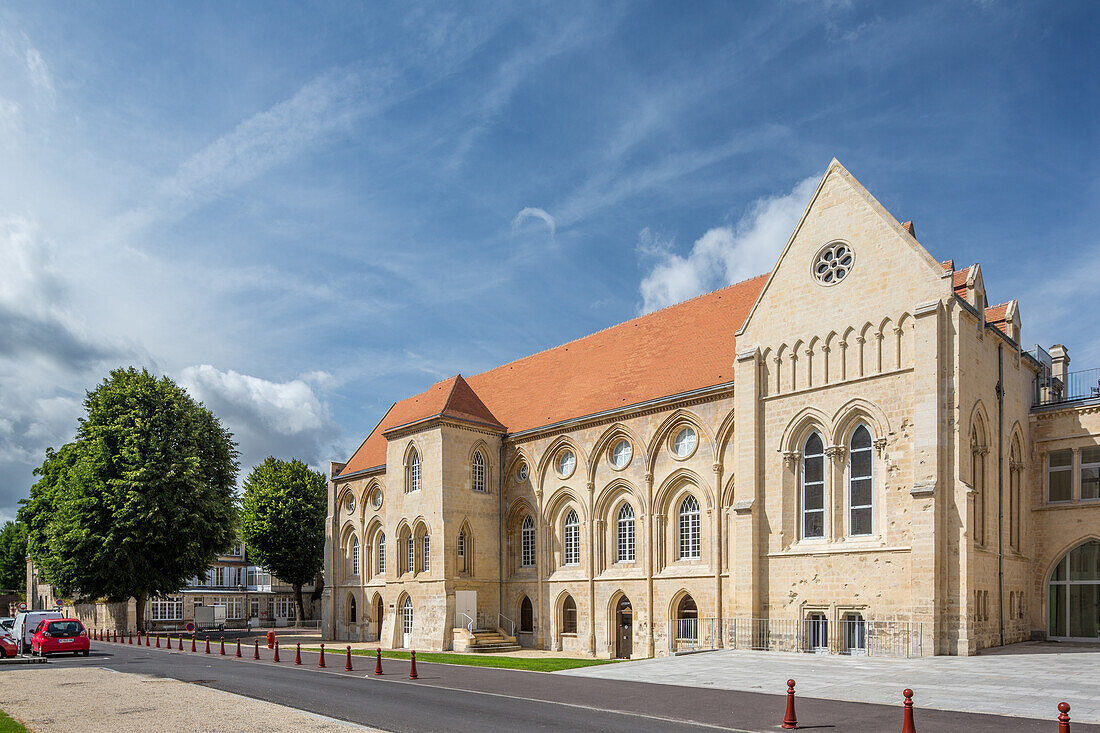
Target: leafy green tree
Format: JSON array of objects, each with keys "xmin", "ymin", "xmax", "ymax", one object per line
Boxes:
[
  {"xmin": 18, "ymin": 367, "xmax": 238, "ymax": 630},
  {"xmin": 241, "ymin": 457, "xmax": 326, "ymax": 621},
  {"xmin": 0, "ymin": 521, "xmax": 28, "ymax": 595}
]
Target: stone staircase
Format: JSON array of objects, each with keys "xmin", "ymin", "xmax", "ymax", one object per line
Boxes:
[{"xmin": 464, "ymin": 628, "xmax": 521, "ymax": 653}]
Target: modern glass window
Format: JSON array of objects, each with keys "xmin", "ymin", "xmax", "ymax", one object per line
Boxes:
[
  {"xmin": 1082, "ymin": 447, "xmax": 1100, "ymax": 501},
  {"xmin": 802, "ymin": 432, "xmax": 825, "ymax": 539},
  {"xmin": 557, "ymin": 450, "xmax": 576, "ymax": 478},
  {"xmin": 377, "ymin": 533, "xmax": 386, "ymax": 574},
  {"xmin": 472, "ymin": 451, "xmax": 487, "ymax": 492},
  {"xmin": 611, "ymin": 439, "xmax": 632, "ymax": 469},
  {"xmin": 351, "ymin": 537, "xmax": 360, "ymax": 576},
  {"xmin": 849, "ymin": 425, "xmax": 873, "ymax": 536},
  {"xmin": 673, "ymin": 427, "xmax": 697, "ymax": 457},
  {"xmin": 422, "ymin": 534, "xmax": 430, "ymax": 572},
  {"xmin": 563, "ymin": 510, "xmax": 580, "ymax": 566},
  {"xmin": 521, "ymin": 516, "xmax": 536, "ymax": 568},
  {"xmin": 617, "ymin": 504, "xmax": 635, "ymax": 562},
  {"xmin": 407, "ymin": 449, "xmax": 421, "ymax": 492},
  {"xmin": 1048, "ymin": 540, "xmax": 1100, "ymax": 640},
  {"xmin": 1048, "ymin": 449, "xmax": 1072, "ymax": 502},
  {"xmin": 678, "ymin": 495, "xmax": 700, "ymax": 559},
  {"xmin": 561, "ymin": 595, "xmax": 577, "ymax": 633}
]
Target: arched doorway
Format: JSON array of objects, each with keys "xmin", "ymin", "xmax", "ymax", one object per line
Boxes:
[
  {"xmin": 615, "ymin": 596, "xmax": 633, "ymax": 659},
  {"xmin": 347, "ymin": 594, "xmax": 357, "ymax": 624},
  {"xmin": 519, "ymin": 596, "xmax": 533, "ymax": 634},
  {"xmin": 401, "ymin": 596, "xmax": 414, "ymax": 648},
  {"xmin": 1049, "ymin": 540, "xmax": 1100, "ymax": 640},
  {"xmin": 372, "ymin": 595, "xmax": 384, "ymax": 642},
  {"xmin": 674, "ymin": 594, "xmax": 698, "ymax": 650}
]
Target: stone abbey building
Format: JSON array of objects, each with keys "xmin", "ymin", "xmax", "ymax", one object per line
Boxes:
[{"xmin": 323, "ymin": 160, "xmax": 1100, "ymax": 657}]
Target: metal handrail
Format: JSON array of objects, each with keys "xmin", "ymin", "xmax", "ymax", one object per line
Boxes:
[
  {"xmin": 457, "ymin": 612, "xmax": 474, "ymax": 632},
  {"xmin": 498, "ymin": 613, "xmax": 515, "ymax": 637}
]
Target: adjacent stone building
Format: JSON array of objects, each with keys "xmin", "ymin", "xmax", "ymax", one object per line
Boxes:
[{"xmin": 323, "ymin": 160, "xmax": 1100, "ymax": 657}]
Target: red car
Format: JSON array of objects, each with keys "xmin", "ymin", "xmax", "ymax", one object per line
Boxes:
[
  {"xmin": 30, "ymin": 618, "xmax": 90, "ymax": 657},
  {"xmin": 0, "ymin": 633, "xmax": 17, "ymax": 658}
]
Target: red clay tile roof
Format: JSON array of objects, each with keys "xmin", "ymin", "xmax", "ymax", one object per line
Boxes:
[
  {"xmin": 338, "ymin": 274, "xmax": 769, "ymax": 476},
  {"xmin": 940, "ymin": 259, "xmax": 954, "ymax": 272},
  {"xmin": 900, "ymin": 220, "xmax": 916, "ymax": 238},
  {"xmin": 984, "ymin": 302, "xmax": 1010, "ymax": 327},
  {"xmin": 953, "ymin": 265, "xmax": 973, "ymax": 297}
]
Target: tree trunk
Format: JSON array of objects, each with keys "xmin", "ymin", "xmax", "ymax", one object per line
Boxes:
[
  {"xmin": 294, "ymin": 583, "xmax": 305, "ymax": 625},
  {"xmin": 135, "ymin": 591, "xmax": 146, "ymax": 633}
]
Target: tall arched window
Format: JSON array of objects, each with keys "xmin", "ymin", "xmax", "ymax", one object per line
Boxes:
[
  {"xmin": 849, "ymin": 425, "xmax": 873, "ymax": 536},
  {"xmin": 678, "ymin": 495, "xmax": 700, "ymax": 559},
  {"xmin": 377, "ymin": 532, "xmax": 386, "ymax": 574},
  {"xmin": 406, "ymin": 449, "xmax": 421, "ymax": 493},
  {"xmin": 561, "ymin": 594, "xmax": 577, "ymax": 633},
  {"xmin": 421, "ymin": 533, "xmax": 430, "ymax": 573},
  {"xmin": 563, "ymin": 510, "xmax": 580, "ymax": 566},
  {"xmin": 1048, "ymin": 540, "xmax": 1100, "ymax": 639},
  {"xmin": 1009, "ymin": 441, "xmax": 1022, "ymax": 551},
  {"xmin": 472, "ymin": 451, "xmax": 486, "ymax": 492},
  {"xmin": 406, "ymin": 534, "xmax": 415, "ymax": 575},
  {"xmin": 351, "ymin": 536, "xmax": 360, "ymax": 576},
  {"xmin": 521, "ymin": 516, "xmax": 535, "ymax": 568},
  {"xmin": 802, "ymin": 432, "xmax": 825, "ymax": 539},
  {"xmin": 971, "ymin": 428, "xmax": 986, "ymax": 545},
  {"xmin": 617, "ymin": 504, "xmax": 635, "ymax": 563},
  {"xmin": 458, "ymin": 529, "xmax": 467, "ymax": 573}
]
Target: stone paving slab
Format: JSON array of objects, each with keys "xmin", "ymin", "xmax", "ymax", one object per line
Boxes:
[{"xmin": 559, "ymin": 641, "xmax": 1100, "ymax": 724}]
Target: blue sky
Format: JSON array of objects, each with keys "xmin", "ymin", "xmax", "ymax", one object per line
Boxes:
[{"xmin": 0, "ymin": 1, "xmax": 1097, "ymax": 521}]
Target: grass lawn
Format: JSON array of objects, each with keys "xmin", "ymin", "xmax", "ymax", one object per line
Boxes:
[
  {"xmin": 304, "ymin": 647, "xmax": 622, "ymax": 672},
  {"xmin": 0, "ymin": 709, "xmax": 28, "ymax": 733}
]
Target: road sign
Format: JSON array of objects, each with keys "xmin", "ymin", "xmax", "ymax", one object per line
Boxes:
[
  {"xmin": 16, "ymin": 602, "xmax": 26, "ymax": 612},
  {"xmin": 186, "ymin": 622, "xmax": 196, "ymax": 632}
]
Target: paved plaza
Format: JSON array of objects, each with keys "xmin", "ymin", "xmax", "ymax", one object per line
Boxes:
[{"xmin": 561, "ymin": 642, "xmax": 1100, "ymax": 724}]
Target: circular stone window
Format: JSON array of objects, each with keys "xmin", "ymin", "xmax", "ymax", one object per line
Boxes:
[
  {"xmin": 610, "ymin": 439, "xmax": 632, "ymax": 469},
  {"xmin": 371, "ymin": 488, "xmax": 383, "ymax": 509},
  {"xmin": 672, "ymin": 426, "xmax": 698, "ymax": 458},
  {"xmin": 345, "ymin": 494, "xmax": 355, "ymax": 512},
  {"xmin": 556, "ymin": 450, "xmax": 576, "ymax": 478},
  {"xmin": 812, "ymin": 242, "xmax": 854, "ymax": 285},
  {"xmin": 517, "ymin": 462, "xmax": 529, "ymax": 482}
]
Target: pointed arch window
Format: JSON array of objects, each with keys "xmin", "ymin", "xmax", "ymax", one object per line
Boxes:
[
  {"xmin": 377, "ymin": 533, "xmax": 386, "ymax": 574},
  {"xmin": 521, "ymin": 516, "xmax": 536, "ymax": 568},
  {"xmin": 406, "ymin": 535, "xmax": 415, "ymax": 575},
  {"xmin": 561, "ymin": 594, "xmax": 577, "ymax": 633},
  {"xmin": 421, "ymin": 533, "xmax": 430, "ymax": 573},
  {"xmin": 849, "ymin": 425, "xmax": 873, "ymax": 536},
  {"xmin": 617, "ymin": 504, "xmax": 635, "ymax": 562},
  {"xmin": 802, "ymin": 432, "xmax": 825, "ymax": 539},
  {"xmin": 563, "ymin": 510, "xmax": 580, "ymax": 566},
  {"xmin": 472, "ymin": 450, "xmax": 486, "ymax": 492},
  {"xmin": 351, "ymin": 536, "xmax": 360, "ymax": 576},
  {"xmin": 678, "ymin": 495, "xmax": 700, "ymax": 559},
  {"xmin": 406, "ymin": 448, "xmax": 421, "ymax": 493},
  {"xmin": 972, "ymin": 430, "xmax": 987, "ymax": 545}
]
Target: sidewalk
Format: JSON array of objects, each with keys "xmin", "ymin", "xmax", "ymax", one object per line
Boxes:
[
  {"xmin": 560, "ymin": 641, "xmax": 1100, "ymax": 723},
  {"xmin": 0, "ymin": 667, "xmax": 379, "ymax": 733}
]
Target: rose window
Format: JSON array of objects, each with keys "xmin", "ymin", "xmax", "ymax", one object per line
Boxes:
[{"xmin": 813, "ymin": 242, "xmax": 854, "ymax": 285}]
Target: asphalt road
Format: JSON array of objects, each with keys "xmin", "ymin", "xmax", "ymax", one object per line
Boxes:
[{"xmin": 32, "ymin": 641, "xmax": 1096, "ymax": 733}]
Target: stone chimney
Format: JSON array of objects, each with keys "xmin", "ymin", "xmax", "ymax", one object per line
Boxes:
[{"xmin": 1050, "ymin": 344, "xmax": 1070, "ymax": 400}]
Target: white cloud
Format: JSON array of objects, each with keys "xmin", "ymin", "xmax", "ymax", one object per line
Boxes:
[
  {"xmin": 637, "ymin": 175, "xmax": 819, "ymax": 313},
  {"xmin": 512, "ymin": 207, "xmax": 556, "ymax": 240},
  {"xmin": 23, "ymin": 45, "xmax": 52, "ymax": 93},
  {"xmin": 178, "ymin": 365, "xmax": 341, "ymax": 474}
]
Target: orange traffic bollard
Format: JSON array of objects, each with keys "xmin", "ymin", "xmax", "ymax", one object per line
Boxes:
[
  {"xmin": 128, "ymin": 629, "xmax": 133, "ymax": 645},
  {"xmin": 1059, "ymin": 702, "xmax": 1071, "ymax": 733},
  {"xmin": 220, "ymin": 636, "xmax": 225, "ymax": 655},
  {"xmin": 204, "ymin": 635, "xmax": 210, "ymax": 654},
  {"xmin": 178, "ymin": 633, "xmax": 184, "ymax": 651},
  {"xmin": 409, "ymin": 650, "xmax": 418, "ymax": 680},
  {"xmin": 145, "ymin": 632, "xmax": 150, "ymax": 646},
  {"xmin": 781, "ymin": 679, "xmax": 797, "ymax": 730},
  {"xmin": 191, "ymin": 634, "xmax": 196, "ymax": 652},
  {"xmin": 902, "ymin": 689, "xmax": 916, "ymax": 733},
  {"xmin": 318, "ymin": 643, "xmax": 326, "ymax": 668},
  {"xmin": 273, "ymin": 640, "xmax": 280, "ymax": 662},
  {"xmin": 374, "ymin": 648, "xmax": 383, "ymax": 675},
  {"xmin": 295, "ymin": 643, "xmax": 302, "ymax": 665},
  {"xmin": 155, "ymin": 633, "xmax": 160, "ymax": 648},
  {"xmin": 345, "ymin": 645, "xmax": 353, "ymax": 671},
  {"xmin": 254, "ymin": 639, "xmax": 259, "ymax": 660},
  {"xmin": 236, "ymin": 638, "xmax": 241, "ymax": 657}
]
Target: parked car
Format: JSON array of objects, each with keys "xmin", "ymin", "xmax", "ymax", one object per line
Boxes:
[
  {"xmin": 12, "ymin": 610, "xmax": 65, "ymax": 653},
  {"xmin": 0, "ymin": 617, "xmax": 14, "ymax": 633},
  {"xmin": 30, "ymin": 618, "xmax": 89, "ymax": 657},
  {"xmin": 0, "ymin": 631, "xmax": 18, "ymax": 658}
]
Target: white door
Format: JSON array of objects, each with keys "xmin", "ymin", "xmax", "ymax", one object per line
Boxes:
[
  {"xmin": 455, "ymin": 590, "xmax": 477, "ymax": 630},
  {"xmin": 402, "ymin": 597, "xmax": 413, "ymax": 648}
]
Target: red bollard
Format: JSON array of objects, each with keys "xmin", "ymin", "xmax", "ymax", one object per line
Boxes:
[
  {"xmin": 409, "ymin": 650, "xmax": 419, "ymax": 680},
  {"xmin": 253, "ymin": 639, "xmax": 259, "ymax": 660},
  {"xmin": 781, "ymin": 679, "xmax": 797, "ymax": 730},
  {"xmin": 1059, "ymin": 702, "xmax": 1071, "ymax": 733},
  {"xmin": 374, "ymin": 648, "xmax": 383, "ymax": 676},
  {"xmin": 128, "ymin": 629, "xmax": 133, "ymax": 645},
  {"xmin": 220, "ymin": 637, "xmax": 225, "ymax": 655},
  {"xmin": 295, "ymin": 643, "xmax": 302, "ymax": 665},
  {"xmin": 236, "ymin": 638, "xmax": 241, "ymax": 658},
  {"xmin": 273, "ymin": 640, "xmax": 280, "ymax": 662},
  {"xmin": 267, "ymin": 630, "xmax": 275, "ymax": 649},
  {"xmin": 318, "ymin": 643, "xmax": 326, "ymax": 668},
  {"xmin": 155, "ymin": 634, "xmax": 160, "ymax": 648},
  {"xmin": 902, "ymin": 689, "xmax": 916, "ymax": 733},
  {"xmin": 178, "ymin": 633, "xmax": 184, "ymax": 651},
  {"xmin": 191, "ymin": 635, "xmax": 196, "ymax": 652},
  {"xmin": 204, "ymin": 635, "xmax": 210, "ymax": 654},
  {"xmin": 346, "ymin": 645, "xmax": 353, "ymax": 671}
]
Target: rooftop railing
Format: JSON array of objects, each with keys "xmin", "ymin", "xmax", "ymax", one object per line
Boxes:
[{"xmin": 1035, "ymin": 367, "xmax": 1100, "ymax": 407}]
